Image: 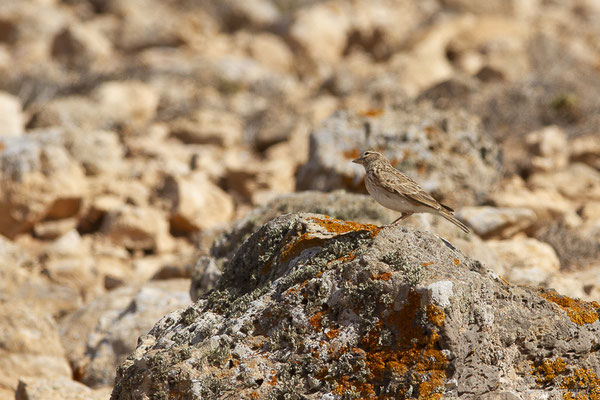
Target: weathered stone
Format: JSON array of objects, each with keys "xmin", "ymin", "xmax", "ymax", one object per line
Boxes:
[
  {"xmin": 455, "ymin": 206, "xmax": 536, "ymax": 238},
  {"xmin": 100, "ymin": 205, "xmax": 173, "ymax": 253},
  {"xmin": 33, "ymin": 217, "xmax": 78, "ymax": 240},
  {"xmin": 570, "ymin": 135, "xmax": 600, "ymax": 170},
  {"xmin": 528, "ymin": 163, "xmax": 600, "ymax": 201},
  {"xmin": 0, "ymin": 302, "xmax": 71, "ymax": 396},
  {"xmin": 525, "ymin": 125, "xmax": 569, "ymax": 172},
  {"xmin": 60, "ymin": 280, "xmax": 190, "ymax": 388},
  {"xmin": 15, "ymin": 377, "xmax": 111, "ymax": 400},
  {"xmin": 485, "ymin": 237, "xmax": 561, "ymax": 287},
  {"xmin": 245, "ymin": 33, "xmax": 294, "ymax": 73},
  {"xmin": 64, "ymin": 129, "xmax": 125, "ymax": 176},
  {"xmin": 0, "ymin": 130, "xmax": 87, "ymax": 238},
  {"xmin": 51, "ymin": 22, "xmax": 113, "ymax": 68},
  {"xmin": 92, "ymin": 80, "xmax": 159, "ymax": 130},
  {"xmin": 0, "ymin": 235, "xmax": 82, "ymax": 316},
  {"xmin": 218, "ymin": 0, "xmax": 280, "ymax": 29},
  {"xmin": 113, "ymin": 213, "xmax": 600, "ymax": 399},
  {"xmin": 170, "ymin": 108, "xmax": 243, "ymax": 147},
  {"xmin": 490, "ymin": 176, "xmax": 574, "ymax": 221},
  {"xmin": 388, "ymin": 15, "xmax": 476, "ymax": 96},
  {"xmin": 445, "ymin": 17, "xmax": 530, "ymax": 80},
  {"xmin": 296, "ymin": 105, "xmax": 502, "ymax": 206},
  {"xmin": 289, "ymin": 2, "xmax": 351, "ymax": 65},
  {"xmin": 159, "ymin": 172, "xmax": 234, "ymax": 234}
]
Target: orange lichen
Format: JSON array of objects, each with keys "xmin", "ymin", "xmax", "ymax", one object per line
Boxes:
[
  {"xmin": 561, "ymin": 368, "xmax": 600, "ymax": 400},
  {"xmin": 343, "ymin": 149, "xmax": 361, "ymax": 159},
  {"xmin": 268, "ymin": 373, "xmax": 278, "ymax": 386},
  {"xmin": 333, "ymin": 290, "xmax": 448, "ymax": 399},
  {"xmin": 453, "ymin": 258, "xmax": 460, "ymax": 266},
  {"xmin": 309, "ymin": 311, "xmax": 325, "ymax": 332},
  {"xmin": 280, "ymin": 233, "xmax": 326, "ymax": 264},
  {"xmin": 327, "ymin": 252, "xmax": 356, "ymax": 266},
  {"xmin": 539, "ymin": 289, "xmax": 600, "ymax": 325},
  {"xmin": 325, "ymin": 328, "xmax": 340, "ymax": 340},
  {"xmin": 248, "ymin": 391, "xmax": 259, "ymax": 399},
  {"xmin": 310, "ymin": 216, "xmax": 381, "ymax": 237},
  {"xmin": 371, "ymin": 272, "xmax": 392, "ymax": 281},
  {"xmin": 280, "ymin": 217, "xmax": 380, "ymax": 265},
  {"xmin": 426, "ymin": 305, "xmax": 446, "ymax": 328},
  {"xmin": 422, "ymin": 261, "xmax": 434, "ymax": 267},
  {"xmin": 532, "ymin": 358, "xmax": 567, "ymax": 385}
]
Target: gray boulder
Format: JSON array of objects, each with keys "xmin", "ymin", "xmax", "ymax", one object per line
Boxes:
[
  {"xmin": 113, "ymin": 213, "xmax": 600, "ymax": 400},
  {"xmin": 296, "ymin": 104, "xmax": 502, "ymax": 206},
  {"xmin": 192, "ymin": 190, "xmax": 472, "ymax": 301}
]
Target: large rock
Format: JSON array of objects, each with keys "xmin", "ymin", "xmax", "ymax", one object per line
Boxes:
[
  {"xmin": 0, "ymin": 236, "xmax": 82, "ymax": 316},
  {"xmin": 0, "ymin": 130, "xmax": 87, "ymax": 238},
  {"xmin": 159, "ymin": 172, "xmax": 235, "ymax": 234},
  {"xmin": 0, "ymin": 302, "xmax": 72, "ymax": 398},
  {"xmin": 100, "ymin": 205, "xmax": 173, "ymax": 253},
  {"xmin": 15, "ymin": 377, "xmax": 111, "ymax": 400},
  {"xmin": 113, "ymin": 213, "xmax": 600, "ymax": 399},
  {"xmin": 60, "ymin": 280, "xmax": 191, "ymax": 388},
  {"xmin": 296, "ymin": 105, "xmax": 502, "ymax": 206}
]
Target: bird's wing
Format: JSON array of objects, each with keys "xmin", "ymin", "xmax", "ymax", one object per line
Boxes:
[{"xmin": 375, "ymin": 168, "xmax": 443, "ymax": 211}]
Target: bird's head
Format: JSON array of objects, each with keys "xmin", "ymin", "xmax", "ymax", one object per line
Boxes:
[{"xmin": 352, "ymin": 150, "xmax": 386, "ymax": 166}]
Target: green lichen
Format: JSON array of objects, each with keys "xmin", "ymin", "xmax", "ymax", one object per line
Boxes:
[{"xmin": 382, "ymin": 250, "xmax": 424, "ymax": 286}]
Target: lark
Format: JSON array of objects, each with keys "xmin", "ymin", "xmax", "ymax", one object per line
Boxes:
[{"xmin": 353, "ymin": 151, "xmax": 469, "ymax": 233}]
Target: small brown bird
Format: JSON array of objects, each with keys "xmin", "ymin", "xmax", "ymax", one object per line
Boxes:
[{"xmin": 353, "ymin": 151, "xmax": 469, "ymax": 233}]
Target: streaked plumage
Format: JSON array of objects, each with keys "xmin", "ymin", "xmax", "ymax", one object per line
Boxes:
[{"xmin": 353, "ymin": 151, "xmax": 469, "ymax": 233}]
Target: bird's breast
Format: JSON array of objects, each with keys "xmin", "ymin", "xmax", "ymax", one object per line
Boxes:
[{"xmin": 365, "ymin": 174, "xmax": 416, "ymax": 212}]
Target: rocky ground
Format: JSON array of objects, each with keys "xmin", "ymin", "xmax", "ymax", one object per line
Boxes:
[{"xmin": 0, "ymin": 0, "xmax": 599, "ymax": 399}]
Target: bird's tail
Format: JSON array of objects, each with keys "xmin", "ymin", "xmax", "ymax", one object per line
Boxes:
[{"xmin": 440, "ymin": 211, "xmax": 470, "ymax": 233}]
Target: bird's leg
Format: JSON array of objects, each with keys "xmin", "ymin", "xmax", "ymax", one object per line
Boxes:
[{"xmin": 391, "ymin": 212, "xmax": 413, "ymax": 224}]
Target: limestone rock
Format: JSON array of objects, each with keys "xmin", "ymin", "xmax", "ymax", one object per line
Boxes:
[
  {"xmin": 59, "ymin": 280, "xmax": 190, "ymax": 388},
  {"xmin": 525, "ymin": 126, "xmax": 569, "ymax": 172},
  {"xmin": 0, "ymin": 130, "xmax": 87, "ymax": 238},
  {"xmin": 100, "ymin": 205, "xmax": 173, "ymax": 253},
  {"xmin": 113, "ymin": 213, "xmax": 600, "ymax": 399},
  {"xmin": 92, "ymin": 80, "xmax": 159, "ymax": 130},
  {"xmin": 0, "ymin": 235, "xmax": 82, "ymax": 316},
  {"xmin": 29, "ymin": 96, "xmax": 104, "ymax": 131},
  {"xmin": 159, "ymin": 172, "xmax": 234, "ymax": 234},
  {"xmin": 289, "ymin": 2, "xmax": 351, "ymax": 65},
  {"xmin": 51, "ymin": 22, "xmax": 113, "ymax": 68},
  {"xmin": 570, "ymin": 134, "xmax": 600, "ymax": 170},
  {"xmin": 485, "ymin": 237, "xmax": 561, "ymax": 287},
  {"xmin": 0, "ymin": 90, "xmax": 24, "ymax": 136},
  {"xmin": 455, "ymin": 206, "xmax": 536, "ymax": 238},
  {"xmin": 0, "ymin": 302, "xmax": 71, "ymax": 396},
  {"xmin": 63, "ymin": 129, "xmax": 125, "ymax": 176},
  {"xmin": 528, "ymin": 163, "xmax": 600, "ymax": 201},
  {"xmin": 15, "ymin": 377, "xmax": 111, "ymax": 400},
  {"xmin": 246, "ymin": 33, "xmax": 294, "ymax": 73},
  {"xmin": 296, "ymin": 105, "xmax": 502, "ymax": 206},
  {"xmin": 218, "ymin": 0, "xmax": 280, "ymax": 29},
  {"xmin": 170, "ymin": 109, "xmax": 244, "ymax": 147},
  {"xmin": 490, "ymin": 176, "xmax": 574, "ymax": 221}
]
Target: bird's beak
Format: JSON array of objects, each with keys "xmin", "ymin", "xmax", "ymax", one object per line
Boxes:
[{"xmin": 352, "ymin": 156, "xmax": 363, "ymax": 165}]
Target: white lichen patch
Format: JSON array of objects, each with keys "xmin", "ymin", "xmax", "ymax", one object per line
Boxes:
[{"xmin": 424, "ymin": 280, "xmax": 454, "ymax": 307}]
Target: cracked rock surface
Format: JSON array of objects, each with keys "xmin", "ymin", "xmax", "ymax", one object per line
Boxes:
[{"xmin": 112, "ymin": 213, "xmax": 600, "ymax": 400}]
